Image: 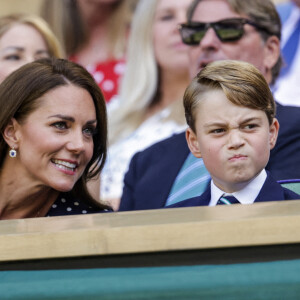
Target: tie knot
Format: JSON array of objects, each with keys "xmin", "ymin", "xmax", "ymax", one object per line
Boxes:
[{"xmin": 217, "ymin": 195, "xmax": 240, "ymax": 205}]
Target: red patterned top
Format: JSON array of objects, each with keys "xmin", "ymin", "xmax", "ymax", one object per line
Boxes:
[{"xmin": 70, "ymin": 57, "xmax": 126, "ymax": 103}]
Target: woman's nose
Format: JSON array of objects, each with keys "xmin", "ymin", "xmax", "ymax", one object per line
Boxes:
[{"xmin": 66, "ymin": 131, "xmax": 85, "ymax": 153}]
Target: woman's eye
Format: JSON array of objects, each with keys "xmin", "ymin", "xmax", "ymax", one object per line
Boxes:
[
  {"xmin": 83, "ymin": 127, "xmax": 96, "ymax": 137},
  {"xmin": 52, "ymin": 122, "xmax": 67, "ymax": 130},
  {"xmin": 160, "ymin": 14, "xmax": 174, "ymax": 21},
  {"xmin": 5, "ymin": 55, "xmax": 20, "ymax": 61},
  {"xmin": 35, "ymin": 53, "xmax": 50, "ymax": 60}
]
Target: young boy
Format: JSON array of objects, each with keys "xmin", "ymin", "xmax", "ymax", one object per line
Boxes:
[{"xmin": 169, "ymin": 60, "xmax": 300, "ymax": 207}]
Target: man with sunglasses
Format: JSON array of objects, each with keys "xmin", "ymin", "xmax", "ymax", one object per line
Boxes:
[{"xmin": 119, "ymin": 0, "xmax": 300, "ymax": 211}]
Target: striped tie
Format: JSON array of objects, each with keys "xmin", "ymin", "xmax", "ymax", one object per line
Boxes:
[
  {"xmin": 217, "ymin": 195, "xmax": 240, "ymax": 205},
  {"xmin": 281, "ymin": 17, "xmax": 300, "ymax": 76},
  {"xmin": 165, "ymin": 153, "xmax": 210, "ymax": 206}
]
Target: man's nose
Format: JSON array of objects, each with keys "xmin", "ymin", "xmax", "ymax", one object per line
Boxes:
[{"xmin": 198, "ymin": 27, "xmax": 220, "ymax": 49}]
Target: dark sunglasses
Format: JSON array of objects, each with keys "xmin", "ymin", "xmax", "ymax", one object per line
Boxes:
[{"xmin": 179, "ymin": 18, "xmax": 268, "ymax": 45}]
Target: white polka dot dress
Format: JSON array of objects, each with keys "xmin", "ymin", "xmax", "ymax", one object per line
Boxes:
[{"xmin": 46, "ymin": 193, "xmax": 111, "ymax": 216}]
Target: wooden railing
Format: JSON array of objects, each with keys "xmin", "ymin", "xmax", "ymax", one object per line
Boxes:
[{"xmin": 1, "ymin": 199, "xmax": 300, "ymax": 269}]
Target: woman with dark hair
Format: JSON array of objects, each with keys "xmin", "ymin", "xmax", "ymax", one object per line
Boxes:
[{"xmin": 0, "ymin": 57, "xmax": 109, "ymax": 219}]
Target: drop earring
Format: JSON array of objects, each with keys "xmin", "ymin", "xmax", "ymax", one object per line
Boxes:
[{"xmin": 9, "ymin": 147, "xmax": 17, "ymax": 158}]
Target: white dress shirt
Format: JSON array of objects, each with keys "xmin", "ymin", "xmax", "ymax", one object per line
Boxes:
[{"xmin": 209, "ymin": 169, "xmax": 267, "ymax": 206}]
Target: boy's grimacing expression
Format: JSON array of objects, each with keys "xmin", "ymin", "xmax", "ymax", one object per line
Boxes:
[{"xmin": 186, "ymin": 89, "xmax": 279, "ymax": 193}]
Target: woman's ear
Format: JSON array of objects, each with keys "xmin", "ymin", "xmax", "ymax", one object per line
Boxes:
[
  {"xmin": 186, "ymin": 128, "xmax": 202, "ymax": 158},
  {"xmin": 2, "ymin": 118, "xmax": 20, "ymax": 149}
]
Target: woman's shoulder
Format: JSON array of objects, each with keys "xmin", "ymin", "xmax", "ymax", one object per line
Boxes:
[{"xmin": 46, "ymin": 193, "xmax": 111, "ymax": 217}]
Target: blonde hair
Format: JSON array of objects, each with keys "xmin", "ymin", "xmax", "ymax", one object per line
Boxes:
[
  {"xmin": 41, "ymin": 0, "xmax": 137, "ymax": 58},
  {"xmin": 184, "ymin": 60, "xmax": 276, "ymax": 132},
  {"xmin": 108, "ymin": 0, "xmax": 186, "ymax": 145},
  {"xmin": 0, "ymin": 14, "xmax": 64, "ymax": 58}
]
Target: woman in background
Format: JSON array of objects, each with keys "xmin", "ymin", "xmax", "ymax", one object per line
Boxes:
[
  {"xmin": 41, "ymin": 0, "xmax": 138, "ymax": 102},
  {"xmin": 0, "ymin": 58, "xmax": 109, "ymax": 219},
  {"xmin": 0, "ymin": 13, "xmax": 63, "ymax": 82},
  {"xmin": 97, "ymin": 0, "xmax": 193, "ymax": 210}
]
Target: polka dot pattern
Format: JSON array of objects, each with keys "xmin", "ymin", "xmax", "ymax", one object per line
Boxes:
[{"xmin": 46, "ymin": 193, "xmax": 110, "ymax": 216}]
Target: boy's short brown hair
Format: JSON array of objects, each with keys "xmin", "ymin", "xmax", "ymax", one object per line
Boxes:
[{"xmin": 184, "ymin": 60, "xmax": 276, "ymax": 132}]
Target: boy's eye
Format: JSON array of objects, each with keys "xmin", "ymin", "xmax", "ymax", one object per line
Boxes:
[
  {"xmin": 211, "ymin": 128, "xmax": 225, "ymax": 134},
  {"xmin": 52, "ymin": 121, "xmax": 68, "ymax": 130},
  {"xmin": 243, "ymin": 124, "xmax": 258, "ymax": 130}
]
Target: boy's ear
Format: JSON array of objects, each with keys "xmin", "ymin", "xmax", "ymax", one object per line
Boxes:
[
  {"xmin": 186, "ymin": 128, "xmax": 202, "ymax": 158},
  {"xmin": 2, "ymin": 118, "xmax": 20, "ymax": 149},
  {"xmin": 269, "ymin": 118, "xmax": 279, "ymax": 150}
]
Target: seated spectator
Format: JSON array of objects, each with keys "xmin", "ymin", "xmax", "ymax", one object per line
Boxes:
[
  {"xmin": 119, "ymin": 0, "xmax": 300, "ymax": 212},
  {"xmin": 272, "ymin": 0, "xmax": 300, "ymax": 106},
  {"xmin": 0, "ymin": 58, "xmax": 109, "ymax": 220},
  {"xmin": 97, "ymin": 0, "xmax": 193, "ymax": 210},
  {"xmin": 0, "ymin": 13, "xmax": 63, "ymax": 83},
  {"xmin": 41, "ymin": 0, "xmax": 138, "ymax": 103},
  {"xmin": 169, "ymin": 60, "xmax": 299, "ymax": 208}
]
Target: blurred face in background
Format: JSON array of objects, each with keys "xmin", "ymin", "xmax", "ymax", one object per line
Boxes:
[
  {"xmin": 153, "ymin": 0, "xmax": 193, "ymax": 72},
  {"xmin": 0, "ymin": 23, "xmax": 50, "ymax": 83}
]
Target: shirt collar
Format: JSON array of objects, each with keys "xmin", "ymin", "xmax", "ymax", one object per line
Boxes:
[{"xmin": 209, "ymin": 169, "xmax": 267, "ymax": 206}]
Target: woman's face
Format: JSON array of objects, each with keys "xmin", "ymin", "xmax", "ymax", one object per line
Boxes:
[
  {"xmin": 12, "ymin": 84, "xmax": 96, "ymax": 192},
  {"xmin": 0, "ymin": 23, "xmax": 50, "ymax": 83},
  {"xmin": 153, "ymin": 0, "xmax": 192, "ymax": 72}
]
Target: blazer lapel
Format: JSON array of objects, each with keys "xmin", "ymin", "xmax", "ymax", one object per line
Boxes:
[
  {"xmin": 156, "ymin": 132, "xmax": 190, "ymax": 207},
  {"xmin": 254, "ymin": 172, "xmax": 286, "ymax": 203}
]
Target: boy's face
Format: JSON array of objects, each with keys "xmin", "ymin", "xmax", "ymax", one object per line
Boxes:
[{"xmin": 186, "ymin": 89, "xmax": 279, "ymax": 193}]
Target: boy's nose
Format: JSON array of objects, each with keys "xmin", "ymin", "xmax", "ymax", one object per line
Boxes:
[{"xmin": 227, "ymin": 130, "xmax": 245, "ymax": 149}]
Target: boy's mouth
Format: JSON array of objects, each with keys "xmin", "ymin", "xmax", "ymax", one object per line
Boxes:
[{"xmin": 228, "ymin": 154, "xmax": 247, "ymax": 162}]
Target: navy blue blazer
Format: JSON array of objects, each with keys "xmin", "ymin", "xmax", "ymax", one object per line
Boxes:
[
  {"xmin": 167, "ymin": 173, "xmax": 300, "ymax": 208},
  {"xmin": 267, "ymin": 103, "xmax": 300, "ymax": 180},
  {"xmin": 119, "ymin": 132, "xmax": 189, "ymax": 211},
  {"xmin": 119, "ymin": 102, "xmax": 300, "ymax": 211}
]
